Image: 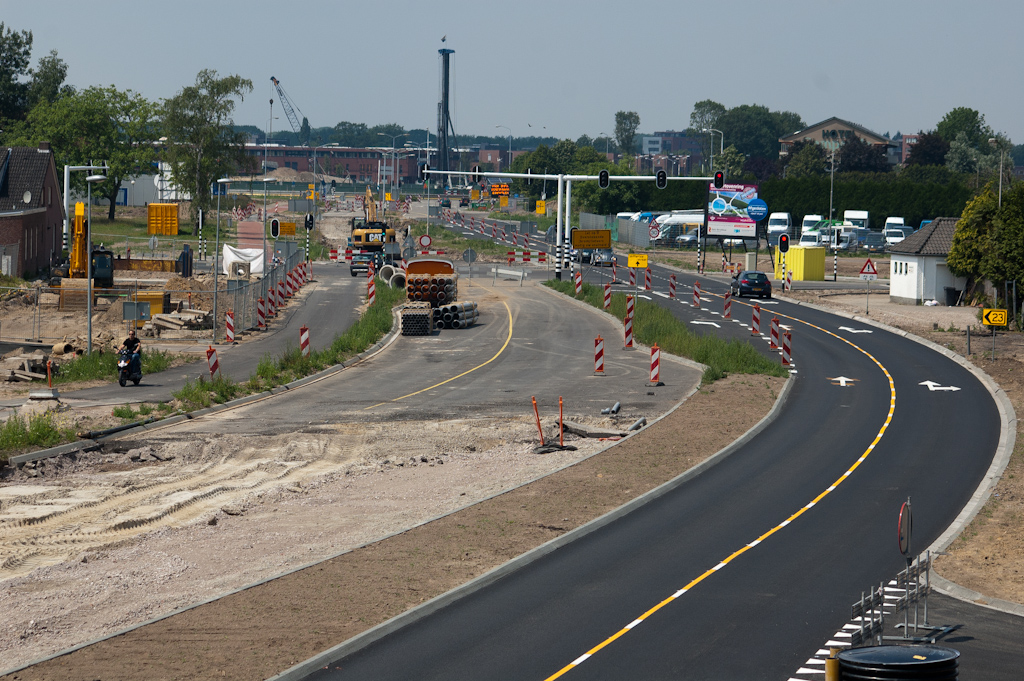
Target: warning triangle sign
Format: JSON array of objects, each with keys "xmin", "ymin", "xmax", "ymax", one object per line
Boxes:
[{"xmin": 860, "ymin": 258, "xmax": 878, "ymax": 275}]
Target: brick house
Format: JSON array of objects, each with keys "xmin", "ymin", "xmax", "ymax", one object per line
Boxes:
[{"xmin": 0, "ymin": 143, "xmax": 65, "ymax": 278}]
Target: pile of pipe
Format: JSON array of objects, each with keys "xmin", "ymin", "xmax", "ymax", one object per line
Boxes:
[
  {"xmin": 407, "ymin": 275, "xmax": 458, "ymax": 305},
  {"xmin": 433, "ymin": 301, "xmax": 479, "ymax": 329},
  {"xmin": 379, "ymin": 263, "xmax": 406, "ymax": 290},
  {"xmin": 401, "ymin": 302, "xmax": 434, "ymax": 336}
]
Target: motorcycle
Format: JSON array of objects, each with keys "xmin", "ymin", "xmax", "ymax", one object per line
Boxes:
[{"xmin": 117, "ymin": 349, "xmax": 142, "ymax": 387}]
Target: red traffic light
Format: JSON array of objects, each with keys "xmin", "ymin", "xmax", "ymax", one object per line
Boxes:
[
  {"xmin": 598, "ymin": 169, "xmax": 609, "ymax": 189},
  {"xmin": 778, "ymin": 233, "xmax": 790, "ymax": 253},
  {"xmin": 656, "ymin": 170, "xmax": 667, "ymax": 189},
  {"xmin": 713, "ymin": 171, "xmax": 724, "ymax": 189}
]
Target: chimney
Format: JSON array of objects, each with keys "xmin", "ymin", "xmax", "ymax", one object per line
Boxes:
[{"xmin": 38, "ymin": 141, "xmax": 51, "ymax": 151}]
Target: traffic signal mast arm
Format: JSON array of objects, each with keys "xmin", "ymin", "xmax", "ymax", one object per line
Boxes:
[{"xmin": 423, "ymin": 169, "xmax": 713, "ymax": 182}]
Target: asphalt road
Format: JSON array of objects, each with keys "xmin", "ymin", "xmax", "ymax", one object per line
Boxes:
[
  {"xmin": 298, "ymin": 220, "xmax": 1014, "ymax": 680},
  {"xmin": 44, "ymin": 264, "xmax": 364, "ymax": 407}
]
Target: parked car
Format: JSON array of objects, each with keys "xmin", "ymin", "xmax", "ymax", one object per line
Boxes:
[
  {"xmin": 592, "ymin": 248, "xmax": 615, "ymax": 266},
  {"xmin": 730, "ymin": 270, "xmax": 772, "ymax": 299},
  {"xmin": 798, "ymin": 233, "xmax": 821, "ymax": 247},
  {"xmin": 883, "ymin": 228, "xmax": 906, "ymax": 247},
  {"xmin": 676, "ymin": 232, "xmax": 698, "ymax": 248},
  {"xmin": 864, "ymin": 232, "xmax": 886, "ymax": 253}
]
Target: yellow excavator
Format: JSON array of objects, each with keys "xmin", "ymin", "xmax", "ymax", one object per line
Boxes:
[
  {"xmin": 350, "ymin": 186, "xmax": 399, "ymax": 262},
  {"xmin": 51, "ymin": 202, "xmax": 114, "ymax": 288}
]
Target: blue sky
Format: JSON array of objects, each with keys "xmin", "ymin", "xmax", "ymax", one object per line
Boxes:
[{"xmin": 3, "ymin": 0, "xmax": 1022, "ymax": 145}]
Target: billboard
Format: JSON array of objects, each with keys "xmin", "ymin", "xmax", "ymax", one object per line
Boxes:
[{"xmin": 706, "ymin": 183, "xmax": 759, "ymax": 238}]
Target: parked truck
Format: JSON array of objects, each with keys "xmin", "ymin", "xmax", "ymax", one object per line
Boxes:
[{"xmin": 843, "ymin": 210, "xmax": 870, "ymax": 231}]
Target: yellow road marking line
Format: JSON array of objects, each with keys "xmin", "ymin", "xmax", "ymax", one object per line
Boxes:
[
  {"xmin": 545, "ymin": 308, "xmax": 895, "ymax": 680},
  {"xmin": 362, "ymin": 300, "xmax": 514, "ymax": 410}
]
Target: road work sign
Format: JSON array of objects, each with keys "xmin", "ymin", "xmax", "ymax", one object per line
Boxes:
[
  {"xmin": 983, "ymin": 308, "xmax": 1007, "ymax": 326},
  {"xmin": 628, "ymin": 254, "xmax": 648, "ymax": 269},
  {"xmin": 535, "ymin": 200, "xmax": 546, "ymax": 215},
  {"xmin": 572, "ymin": 229, "xmax": 611, "ymax": 249},
  {"xmin": 860, "ymin": 258, "xmax": 878, "ymax": 280}
]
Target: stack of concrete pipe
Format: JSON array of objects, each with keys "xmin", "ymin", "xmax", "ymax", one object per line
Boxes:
[
  {"xmin": 401, "ymin": 302, "xmax": 434, "ymax": 336},
  {"xmin": 379, "ymin": 264, "xmax": 407, "ymax": 290},
  {"xmin": 433, "ymin": 301, "xmax": 479, "ymax": 329},
  {"xmin": 407, "ymin": 275, "xmax": 458, "ymax": 305}
]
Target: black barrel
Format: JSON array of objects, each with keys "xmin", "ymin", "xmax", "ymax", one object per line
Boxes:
[{"xmin": 838, "ymin": 645, "xmax": 959, "ymax": 680}]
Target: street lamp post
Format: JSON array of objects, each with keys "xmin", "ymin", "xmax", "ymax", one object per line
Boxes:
[
  {"xmin": 262, "ymin": 177, "xmax": 274, "ymax": 277},
  {"xmin": 989, "ymin": 137, "xmax": 1005, "ymax": 208},
  {"xmin": 377, "ymin": 132, "xmax": 408, "ymax": 204},
  {"xmin": 598, "ymin": 132, "xmax": 610, "ymax": 157},
  {"xmin": 495, "ymin": 125, "xmax": 511, "ymax": 172},
  {"xmin": 703, "ymin": 128, "xmax": 723, "ymax": 172},
  {"xmin": 214, "ymin": 177, "xmax": 230, "ymax": 342},
  {"xmin": 85, "ymin": 173, "xmax": 106, "ymax": 354}
]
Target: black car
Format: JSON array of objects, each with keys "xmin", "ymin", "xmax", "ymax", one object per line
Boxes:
[
  {"xmin": 440, "ymin": 198, "xmax": 451, "ymax": 208},
  {"xmin": 864, "ymin": 232, "xmax": 886, "ymax": 254},
  {"xmin": 730, "ymin": 270, "xmax": 772, "ymax": 298},
  {"xmin": 459, "ymin": 197, "xmax": 469, "ymax": 207},
  {"xmin": 349, "ymin": 252, "xmax": 382, "ymax": 277}
]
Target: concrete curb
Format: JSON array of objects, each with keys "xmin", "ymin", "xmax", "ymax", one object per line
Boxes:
[
  {"xmin": 265, "ymin": 377, "xmax": 795, "ymax": 681},
  {"xmin": 776, "ymin": 295, "xmax": 1020, "ymax": 613}
]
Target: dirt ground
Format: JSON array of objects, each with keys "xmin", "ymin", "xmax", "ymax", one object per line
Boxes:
[{"xmin": 1, "ymin": 270, "xmax": 1022, "ymax": 679}]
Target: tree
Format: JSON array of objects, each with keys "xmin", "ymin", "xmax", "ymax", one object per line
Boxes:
[
  {"xmin": 839, "ymin": 137, "xmax": 888, "ymax": 173},
  {"xmin": 27, "ymin": 49, "xmax": 72, "ymax": 109},
  {"xmin": 0, "ymin": 22, "xmax": 32, "ymax": 122},
  {"xmin": 716, "ymin": 104, "xmax": 803, "ymax": 161},
  {"xmin": 19, "ymin": 86, "xmax": 160, "ymax": 220},
  {"xmin": 945, "ymin": 131, "xmax": 979, "ymax": 174},
  {"xmin": 614, "ymin": 111, "xmax": 640, "ymax": 155},
  {"xmin": 982, "ymin": 183, "xmax": 1024, "ymax": 296},
  {"xmin": 575, "ymin": 133, "xmax": 593, "ymax": 148},
  {"xmin": 714, "ymin": 144, "xmax": 745, "ymax": 180},
  {"xmin": 688, "ymin": 99, "xmax": 726, "ymax": 169},
  {"xmin": 743, "ymin": 155, "xmax": 780, "ymax": 182},
  {"xmin": 905, "ymin": 131, "xmax": 949, "ymax": 166},
  {"xmin": 947, "ymin": 187, "xmax": 997, "ymax": 291},
  {"xmin": 331, "ymin": 121, "xmax": 369, "ymax": 147},
  {"xmin": 785, "ymin": 142, "xmax": 826, "ymax": 178},
  {"xmin": 163, "ymin": 70, "xmax": 253, "ymax": 216},
  {"xmin": 299, "ymin": 116, "xmax": 310, "ymax": 146},
  {"xmin": 936, "ymin": 107, "xmax": 990, "ymax": 149}
]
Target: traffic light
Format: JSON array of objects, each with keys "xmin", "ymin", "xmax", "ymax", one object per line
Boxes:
[
  {"xmin": 656, "ymin": 170, "xmax": 667, "ymax": 190},
  {"xmin": 331, "ymin": 179, "xmax": 337, "ymax": 190},
  {"xmin": 418, "ymin": 163, "xmax": 429, "ymax": 182},
  {"xmin": 305, "ymin": 213, "xmax": 314, "ymax": 231},
  {"xmin": 778, "ymin": 233, "xmax": 790, "ymax": 253},
  {"xmin": 713, "ymin": 171, "xmax": 724, "ymax": 188},
  {"xmin": 598, "ymin": 169, "xmax": 609, "ymax": 189},
  {"xmin": 270, "ymin": 218, "xmax": 281, "ymax": 238}
]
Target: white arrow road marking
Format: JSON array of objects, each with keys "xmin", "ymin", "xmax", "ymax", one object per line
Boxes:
[
  {"xmin": 653, "ymin": 291, "xmax": 669, "ymax": 298},
  {"xmin": 638, "ymin": 295, "xmax": 652, "ymax": 300},
  {"xmin": 828, "ymin": 376, "xmax": 858, "ymax": 387},
  {"xmin": 839, "ymin": 326, "xmax": 873, "ymax": 334},
  {"xmin": 759, "ymin": 300, "xmax": 779, "ymax": 305},
  {"xmin": 920, "ymin": 380, "xmax": 961, "ymax": 392},
  {"xmin": 691, "ymin": 321, "xmax": 721, "ymax": 328},
  {"xmin": 780, "ymin": 324, "xmax": 792, "ymax": 330}
]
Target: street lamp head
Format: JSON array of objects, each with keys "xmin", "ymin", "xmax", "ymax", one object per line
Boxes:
[
  {"xmin": 86, "ymin": 175, "xmax": 106, "ymax": 183},
  {"xmin": 217, "ymin": 178, "xmax": 231, "ymax": 184}
]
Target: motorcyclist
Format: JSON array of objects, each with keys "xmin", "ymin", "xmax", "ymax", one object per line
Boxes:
[{"xmin": 119, "ymin": 329, "xmax": 142, "ymax": 375}]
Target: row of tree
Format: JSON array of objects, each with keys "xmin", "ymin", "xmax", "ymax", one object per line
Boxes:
[{"xmin": 1, "ymin": 23, "xmax": 253, "ymax": 220}]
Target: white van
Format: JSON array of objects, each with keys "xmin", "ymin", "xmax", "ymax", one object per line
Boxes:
[
  {"xmin": 654, "ymin": 214, "xmax": 704, "ymax": 245},
  {"xmin": 843, "ymin": 210, "xmax": 870, "ymax": 230},
  {"xmin": 884, "ymin": 216, "xmax": 905, "ymax": 230},
  {"xmin": 767, "ymin": 212, "xmax": 792, "ymax": 236},
  {"xmin": 801, "ymin": 215, "xmax": 823, "ymax": 234}
]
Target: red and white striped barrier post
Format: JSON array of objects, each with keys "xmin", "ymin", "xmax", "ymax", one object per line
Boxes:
[
  {"xmin": 574, "ymin": 269, "xmax": 582, "ymax": 296},
  {"xmin": 692, "ymin": 281, "xmax": 701, "ymax": 308},
  {"xmin": 594, "ymin": 335, "xmax": 605, "ymax": 375},
  {"xmin": 206, "ymin": 345, "xmax": 220, "ymax": 377},
  {"xmin": 629, "ymin": 267, "xmax": 636, "ymax": 287},
  {"xmin": 770, "ymin": 316, "xmax": 780, "ymax": 350},
  {"xmin": 367, "ymin": 267, "xmax": 376, "ymax": 306},
  {"xmin": 721, "ymin": 253, "xmax": 727, "ymax": 272},
  {"xmin": 645, "ymin": 267, "xmax": 652, "ymax": 291},
  {"xmin": 257, "ymin": 297, "xmax": 266, "ymax": 329},
  {"xmin": 624, "ymin": 313, "xmax": 634, "ymax": 349},
  {"xmin": 648, "ymin": 343, "xmax": 662, "ymax": 386},
  {"xmin": 611, "ymin": 260, "xmax": 617, "ymax": 282},
  {"xmin": 330, "ymin": 248, "xmax": 338, "ymax": 262},
  {"xmin": 603, "ymin": 283, "xmax": 611, "ymax": 310},
  {"xmin": 267, "ymin": 284, "xmax": 276, "ymax": 317},
  {"xmin": 782, "ymin": 331, "xmax": 792, "ymax": 366},
  {"xmin": 786, "ymin": 270, "xmax": 793, "ymax": 292},
  {"xmin": 300, "ymin": 325, "xmax": 310, "ymax": 357},
  {"xmin": 751, "ymin": 303, "xmax": 761, "ymax": 336},
  {"xmin": 626, "ymin": 294, "xmax": 635, "ymax": 319},
  {"xmin": 277, "ymin": 280, "xmax": 285, "ymax": 307},
  {"xmin": 285, "ymin": 270, "xmax": 294, "ymax": 297},
  {"xmin": 225, "ymin": 310, "xmax": 234, "ymax": 343},
  {"xmin": 669, "ymin": 274, "xmax": 676, "ymax": 298},
  {"xmin": 723, "ymin": 290, "xmax": 732, "ymax": 318}
]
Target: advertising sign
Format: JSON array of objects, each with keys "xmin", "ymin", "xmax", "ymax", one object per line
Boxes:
[{"xmin": 706, "ymin": 183, "xmax": 759, "ymax": 238}]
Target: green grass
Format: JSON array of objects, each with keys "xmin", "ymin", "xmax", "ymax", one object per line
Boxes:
[
  {"xmin": 53, "ymin": 349, "xmax": 177, "ymax": 385},
  {"xmin": 545, "ymin": 279, "xmax": 788, "ymax": 384},
  {"xmin": 0, "ymin": 411, "xmax": 78, "ymax": 459},
  {"xmin": 409, "ymin": 222, "xmax": 511, "ymax": 257}
]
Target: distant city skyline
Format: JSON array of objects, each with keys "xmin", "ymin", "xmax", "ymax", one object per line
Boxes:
[{"xmin": 3, "ymin": 0, "xmax": 1021, "ymax": 145}]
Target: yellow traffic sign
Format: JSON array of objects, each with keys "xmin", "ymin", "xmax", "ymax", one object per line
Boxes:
[
  {"xmin": 280, "ymin": 221, "xmax": 296, "ymax": 236},
  {"xmin": 535, "ymin": 200, "xmax": 546, "ymax": 215},
  {"xmin": 628, "ymin": 254, "xmax": 648, "ymax": 269},
  {"xmin": 982, "ymin": 308, "xmax": 1007, "ymax": 326},
  {"xmin": 572, "ymin": 229, "xmax": 612, "ymax": 249},
  {"xmin": 385, "ymin": 192, "xmax": 392, "ymax": 202},
  {"xmin": 308, "ymin": 183, "xmax": 315, "ymax": 190},
  {"xmin": 499, "ymin": 196, "xmax": 508, "ymax": 207}
]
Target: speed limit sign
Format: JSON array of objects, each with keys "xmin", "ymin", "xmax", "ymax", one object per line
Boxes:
[
  {"xmin": 649, "ymin": 225, "xmax": 660, "ymax": 239},
  {"xmin": 418, "ymin": 234, "xmax": 432, "ymax": 248}
]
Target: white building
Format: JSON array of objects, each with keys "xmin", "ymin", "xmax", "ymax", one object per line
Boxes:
[{"xmin": 888, "ymin": 217, "xmax": 966, "ymax": 306}]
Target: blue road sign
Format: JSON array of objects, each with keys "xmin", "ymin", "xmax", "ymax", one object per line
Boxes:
[{"xmin": 747, "ymin": 198, "xmax": 768, "ymax": 221}]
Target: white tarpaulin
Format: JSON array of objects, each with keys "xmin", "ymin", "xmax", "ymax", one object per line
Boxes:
[{"xmin": 222, "ymin": 245, "xmax": 264, "ymax": 275}]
